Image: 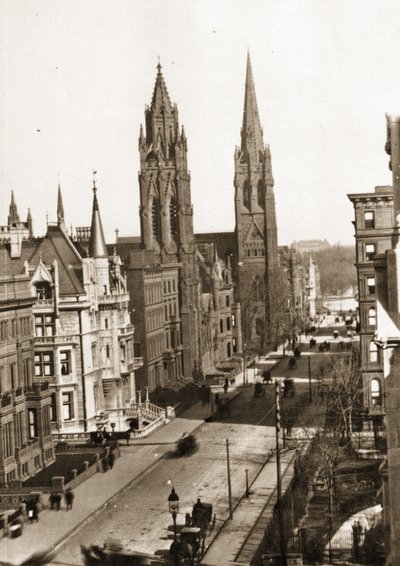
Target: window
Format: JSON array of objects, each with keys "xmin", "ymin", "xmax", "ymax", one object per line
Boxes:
[
  {"xmin": 232, "ymin": 337, "xmax": 237, "ymax": 353},
  {"xmin": 369, "ymin": 341, "xmax": 379, "ymax": 363},
  {"xmin": 243, "ymin": 180, "xmax": 251, "ymax": 208},
  {"xmin": 3, "ymin": 422, "xmax": 13, "ymax": 458},
  {"xmin": 104, "ymin": 318, "xmax": 108, "ymax": 329},
  {"xmin": 23, "ymin": 358, "xmax": 31, "ymax": 389},
  {"xmin": 35, "ymin": 282, "xmax": 52, "ymax": 300},
  {"xmin": 28, "ymin": 409, "xmax": 37, "ymax": 439},
  {"xmin": 9, "ymin": 362, "xmax": 17, "ymax": 389},
  {"xmin": 364, "ymin": 211, "xmax": 375, "ymax": 229},
  {"xmin": 15, "ymin": 411, "xmax": 24, "ymax": 448},
  {"xmin": 169, "ymin": 196, "xmax": 179, "ymax": 242},
  {"xmin": 60, "ymin": 351, "xmax": 71, "ymax": 375},
  {"xmin": 106, "ymin": 345, "xmax": 110, "ymax": 359},
  {"xmin": 227, "ymin": 342, "xmax": 232, "ymax": 357},
  {"xmin": 50, "ymin": 393, "xmax": 57, "ymax": 422},
  {"xmin": 371, "ymin": 378, "xmax": 382, "ymax": 406},
  {"xmin": 365, "ymin": 243, "xmax": 376, "ymax": 261},
  {"xmin": 226, "ymin": 295, "xmax": 230, "ymax": 307},
  {"xmin": 220, "ymin": 319, "xmax": 224, "ymax": 333},
  {"xmin": 35, "ymin": 315, "xmax": 54, "ymax": 337},
  {"xmin": 368, "ymin": 307, "xmax": 376, "ymax": 327},
  {"xmin": 91, "ymin": 343, "xmax": 97, "ymax": 368},
  {"xmin": 367, "ymin": 277, "xmax": 375, "ymax": 294},
  {"xmin": 62, "ymin": 391, "xmax": 74, "ymax": 420},
  {"xmin": 231, "ymin": 314, "xmax": 236, "ymax": 328},
  {"xmin": 226, "ymin": 316, "xmax": 231, "ymax": 331},
  {"xmin": 34, "ymin": 352, "xmax": 54, "ymax": 377}
]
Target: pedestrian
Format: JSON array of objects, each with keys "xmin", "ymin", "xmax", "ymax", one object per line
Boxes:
[
  {"xmin": 102, "ymin": 455, "xmax": 108, "ymax": 472},
  {"xmin": 26, "ymin": 498, "xmax": 39, "ymax": 522},
  {"xmin": 64, "ymin": 488, "xmax": 74, "ymax": 511},
  {"xmin": 223, "ymin": 378, "xmax": 229, "ymax": 394},
  {"xmin": 108, "ymin": 451, "xmax": 115, "ymax": 470},
  {"xmin": 55, "ymin": 492, "xmax": 62, "ymax": 511},
  {"xmin": 49, "ymin": 493, "xmax": 56, "ymax": 510}
]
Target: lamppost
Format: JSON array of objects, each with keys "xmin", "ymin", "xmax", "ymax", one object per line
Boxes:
[
  {"xmin": 242, "ymin": 343, "xmax": 247, "ymax": 386},
  {"xmin": 168, "ymin": 487, "xmax": 180, "ymax": 540}
]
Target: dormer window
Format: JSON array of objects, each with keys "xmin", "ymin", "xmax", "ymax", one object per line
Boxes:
[{"xmin": 35, "ymin": 282, "xmax": 52, "ymax": 300}]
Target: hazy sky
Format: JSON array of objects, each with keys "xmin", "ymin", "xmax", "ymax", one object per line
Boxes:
[{"xmin": 2, "ymin": 0, "xmax": 400, "ymax": 246}]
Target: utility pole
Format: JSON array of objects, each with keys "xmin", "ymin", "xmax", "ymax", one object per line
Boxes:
[
  {"xmin": 226, "ymin": 439, "xmax": 233, "ymax": 519},
  {"xmin": 308, "ymin": 355, "xmax": 313, "ymax": 402},
  {"xmin": 275, "ymin": 381, "xmax": 287, "ymax": 566}
]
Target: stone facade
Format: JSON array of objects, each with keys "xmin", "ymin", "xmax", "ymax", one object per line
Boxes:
[
  {"xmin": 137, "ymin": 63, "xmax": 202, "ymax": 379},
  {"xmin": 348, "ymin": 186, "xmax": 393, "ymax": 422},
  {"xmin": 373, "ymin": 115, "xmax": 400, "ymax": 565},
  {"xmin": 0, "ymin": 198, "xmax": 54, "ymax": 485},
  {"xmin": 234, "ymin": 54, "xmax": 280, "ymax": 352},
  {"xmin": 2, "ymin": 187, "xmax": 139, "ymax": 437}
]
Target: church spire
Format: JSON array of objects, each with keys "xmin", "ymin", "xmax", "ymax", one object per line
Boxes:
[
  {"xmin": 57, "ymin": 184, "xmax": 65, "ymax": 229},
  {"xmin": 27, "ymin": 208, "xmax": 33, "ymax": 238},
  {"xmin": 88, "ymin": 179, "xmax": 108, "ymax": 258},
  {"xmin": 8, "ymin": 191, "xmax": 20, "ymax": 225},
  {"xmin": 241, "ymin": 52, "xmax": 264, "ymax": 162},
  {"xmin": 150, "ymin": 61, "xmax": 173, "ymax": 114}
]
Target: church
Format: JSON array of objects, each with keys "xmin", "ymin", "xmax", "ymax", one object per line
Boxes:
[{"xmin": 116, "ymin": 53, "xmax": 283, "ymax": 396}]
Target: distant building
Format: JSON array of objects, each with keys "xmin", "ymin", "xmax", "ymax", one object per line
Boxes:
[
  {"xmin": 306, "ymin": 256, "xmax": 321, "ymax": 318},
  {"xmin": 291, "ymin": 239, "xmax": 330, "ymax": 254},
  {"xmin": 348, "ymin": 185, "xmax": 393, "ymax": 421}
]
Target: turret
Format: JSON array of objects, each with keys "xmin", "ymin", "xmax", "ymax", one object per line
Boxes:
[{"xmin": 88, "ymin": 181, "xmax": 108, "ymax": 259}]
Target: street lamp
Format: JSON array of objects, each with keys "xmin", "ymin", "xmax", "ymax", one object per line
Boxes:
[
  {"xmin": 243, "ymin": 343, "xmax": 247, "ymax": 386},
  {"xmin": 168, "ymin": 487, "xmax": 180, "ymax": 540}
]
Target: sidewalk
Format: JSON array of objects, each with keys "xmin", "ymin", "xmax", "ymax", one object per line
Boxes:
[
  {"xmin": 0, "ymin": 417, "xmax": 204, "ymax": 566},
  {"xmin": 202, "ymin": 448, "xmax": 298, "ymax": 566}
]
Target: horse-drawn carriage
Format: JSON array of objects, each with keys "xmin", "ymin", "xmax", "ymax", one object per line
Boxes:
[
  {"xmin": 81, "ymin": 542, "xmax": 164, "ymax": 565},
  {"xmin": 169, "ymin": 500, "xmax": 215, "ymax": 565}
]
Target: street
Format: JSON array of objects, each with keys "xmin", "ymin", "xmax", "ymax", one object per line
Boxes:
[{"xmin": 50, "ymin": 422, "xmax": 274, "ymax": 565}]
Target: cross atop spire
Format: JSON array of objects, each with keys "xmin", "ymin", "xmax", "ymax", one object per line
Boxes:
[
  {"xmin": 8, "ymin": 191, "xmax": 20, "ymax": 225},
  {"xmin": 88, "ymin": 180, "xmax": 108, "ymax": 259},
  {"xmin": 241, "ymin": 52, "xmax": 264, "ymax": 162}
]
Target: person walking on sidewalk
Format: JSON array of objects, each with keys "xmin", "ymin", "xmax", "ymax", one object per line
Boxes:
[
  {"xmin": 223, "ymin": 378, "xmax": 229, "ymax": 394},
  {"xmin": 108, "ymin": 451, "xmax": 115, "ymax": 470},
  {"xmin": 64, "ymin": 488, "xmax": 74, "ymax": 511}
]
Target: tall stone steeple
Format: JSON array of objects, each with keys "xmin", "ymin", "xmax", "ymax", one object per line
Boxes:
[
  {"xmin": 234, "ymin": 53, "xmax": 279, "ymax": 352},
  {"xmin": 241, "ymin": 52, "xmax": 264, "ymax": 164},
  {"xmin": 26, "ymin": 208, "xmax": 33, "ymax": 238},
  {"xmin": 57, "ymin": 184, "xmax": 66, "ymax": 230},
  {"xmin": 88, "ymin": 181, "xmax": 108, "ymax": 259},
  {"xmin": 138, "ymin": 62, "xmax": 201, "ymax": 377},
  {"xmin": 8, "ymin": 191, "xmax": 20, "ymax": 226}
]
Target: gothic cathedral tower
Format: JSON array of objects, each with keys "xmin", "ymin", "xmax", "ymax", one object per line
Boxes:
[
  {"xmin": 138, "ymin": 63, "xmax": 201, "ymax": 377},
  {"xmin": 234, "ymin": 54, "xmax": 279, "ymax": 352}
]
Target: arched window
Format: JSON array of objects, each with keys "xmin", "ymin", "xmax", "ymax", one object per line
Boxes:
[
  {"xmin": 370, "ymin": 378, "xmax": 382, "ymax": 406},
  {"xmin": 151, "ymin": 197, "xmax": 161, "ymax": 245},
  {"xmin": 257, "ymin": 180, "xmax": 264, "ymax": 208},
  {"xmin": 369, "ymin": 341, "xmax": 378, "ymax": 363},
  {"xmin": 243, "ymin": 180, "xmax": 251, "ymax": 209},
  {"xmin": 256, "ymin": 318, "xmax": 264, "ymax": 336},
  {"xmin": 169, "ymin": 195, "xmax": 179, "ymax": 242},
  {"xmin": 227, "ymin": 342, "xmax": 232, "ymax": 358},
  {"xmin": 253, "ymin": 276, "xmax": 264, "ymax": 302},
  {"xmin": 368, "ymin": 307, "xmax": 376, "ymax": 327}
]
